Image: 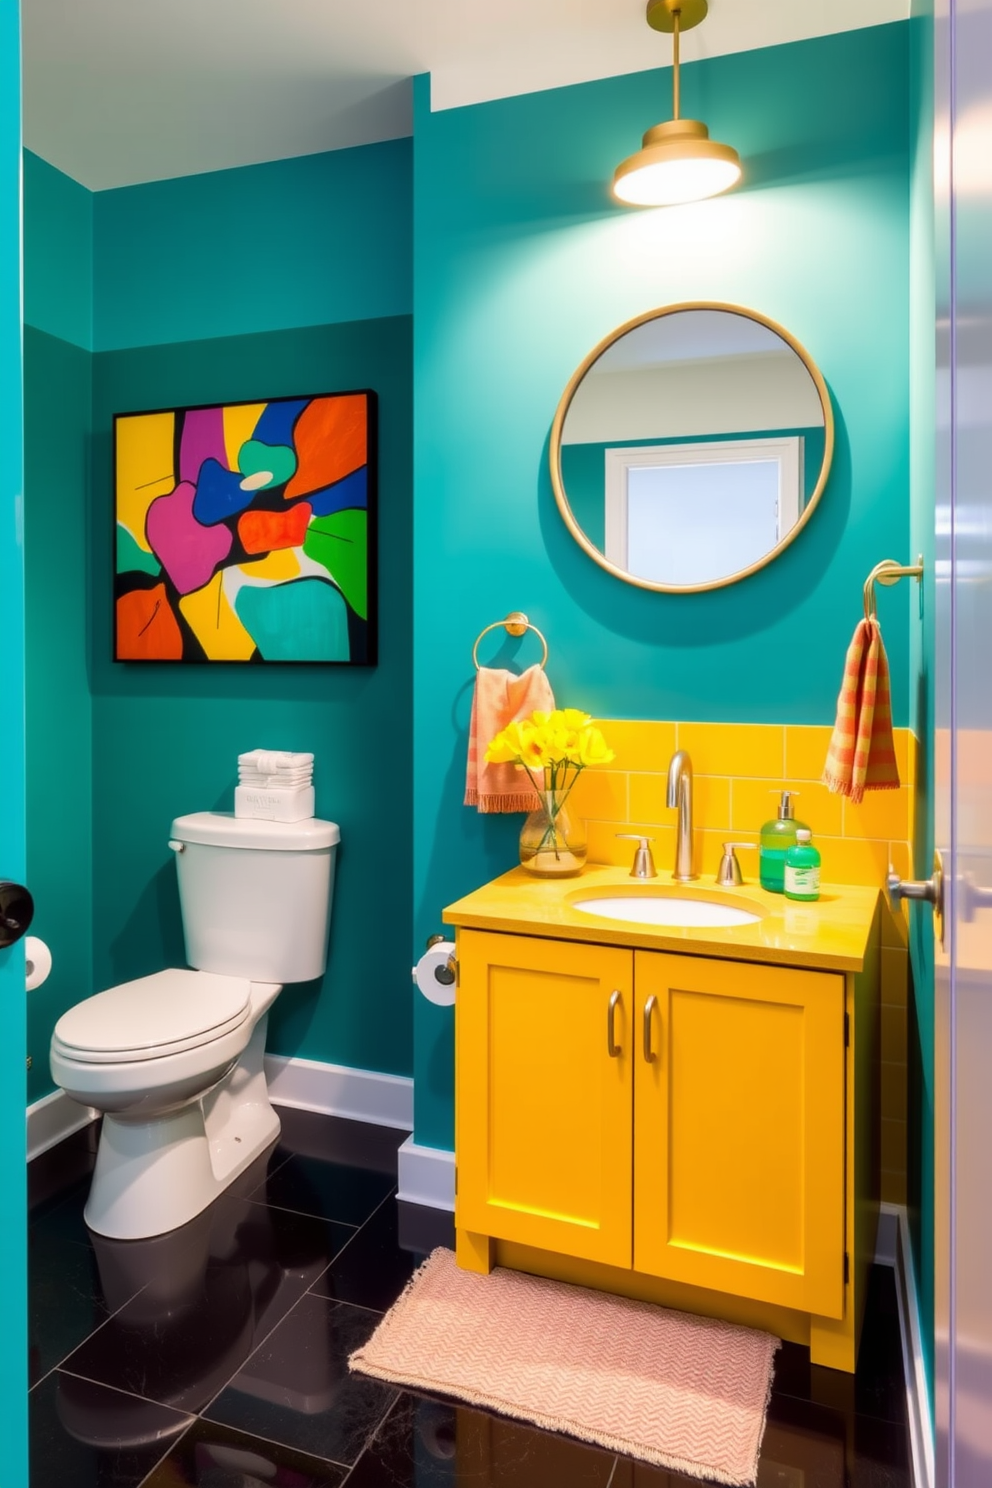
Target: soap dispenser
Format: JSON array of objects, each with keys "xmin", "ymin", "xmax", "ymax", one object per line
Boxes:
[{"xmin": 759, "ymin": 790, "xmax": 809, "ymax": 894}]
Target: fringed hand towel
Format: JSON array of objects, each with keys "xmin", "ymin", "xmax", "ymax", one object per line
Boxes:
[
  {"xmin": 465, "ymin": 664, "xmax": 555, "ymax": 813},
  {"xmin": 823, "ymin": 617, "xmax": 900, "ymax": 802}
]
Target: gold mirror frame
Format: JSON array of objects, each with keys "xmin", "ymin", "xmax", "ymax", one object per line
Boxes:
[{"xmin": 549, "ymin": 301, "xmax": 835, "ymax": 594}]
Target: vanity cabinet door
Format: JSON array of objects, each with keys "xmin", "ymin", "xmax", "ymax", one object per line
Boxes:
[
  {"xmin": 633, "ymin": 951, "xmax": 845, "ymax": 1318},
  {"xmin": 456, "ymin": 929, "xmax": 634, "ymax": 1268}
]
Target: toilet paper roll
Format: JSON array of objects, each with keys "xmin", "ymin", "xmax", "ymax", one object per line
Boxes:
[
  {"xmin": 413, "ymin": 941, "xmax": 457, "ymax": 1007},
  {"xmin": 25, "ymin": 936, "xmax": 52, "ymax": 992}
]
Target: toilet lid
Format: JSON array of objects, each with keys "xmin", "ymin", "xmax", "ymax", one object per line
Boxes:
[{"xmin": 52, "ymin": 970, "xmax": 252, "ymax": 1063}]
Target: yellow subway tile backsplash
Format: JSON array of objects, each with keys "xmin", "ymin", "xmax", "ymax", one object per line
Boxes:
[
  {"xmin": 598, "ymin": 720, "xmax": 676, "ymax": 773},
  {"xmin": 585, "ymin": 819, "xmax": 675, "ymax": 869},
  {"xmin": 784, "ymin": 725, "xmax": 834, "ymax": 781},
  {"xmin": 587, "ymin": 721, "xmax": 917, "ymax": 895},
  {"xmin": 629, "ymin": 774, "xmax": 731, "ymax": 831},
  {"xmin": 676, "ymin": 722, "xmax": 785, "ymax": 779},
  {"xmin": 568, "ymin": 769, "xmax": 628, "ymax": 824},
  {"xmin": 881, "ymin": 1004, "xmax": 908, "ymax": 1065},
  {"xmin": 811, "ymin": 836, "xmax": 891, "ymax": 887},
  {"xmin": 882, "ymin": 901, "xmax": 910, "ymax": 949},
  {"xmin": 843, "ymin": 788, "xmax": 912, "ymax": 843},
  {"xmin": 730, "ymin": 778, "xmax": 843, "ymax": 838},
  {"xmin": 881, "ymin": 948, "xmax": 909, "ymax": 1008}
]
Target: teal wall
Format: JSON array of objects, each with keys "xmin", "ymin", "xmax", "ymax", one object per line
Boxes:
[
  {"xmin": 412, "ymin": 23, "xmax": 912, "ymax": 1149},
  {"xmin": 93, "ymin": 140, "xmax": 411, "ymax": 350},
  {"xmin": 908, "ymin": 0, "xmax": 936, "ymax": 1397},
  {"xmin": 24, "ymin": 329, "xmax": 94, "ymax": 1102},
  {"xmin": 90, "ymin": 315, "xmax": 413, "ymax": 1076},
  {"xmin": 23, "ymin": 139, "xmax": 415, "ymax": 1100},
  {"xmin": 23, "ymin": 155, "xmax": 95, "ymax": 1102},
  {"xmin": 24, "ymin": 151, "xmax": 93, "ymax": 351}
]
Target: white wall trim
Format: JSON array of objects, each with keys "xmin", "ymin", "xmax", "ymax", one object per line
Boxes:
[
  {"xmin": 397, "ymin": 1135, "xmax": 455, "ymax": 1212},
  {"xmin": 875, "ymin": 1201, "xmax": 934, "ymax": 1488},
  {"xmin": 263, "ymin": 1055, "xmax": 413, "ymax": 1130},
  {"xmin": 26, "ymin": 1089, "xmax": 98, "ymax": 1162}
]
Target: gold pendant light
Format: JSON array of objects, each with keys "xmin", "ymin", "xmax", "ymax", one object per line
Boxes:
[{"xmin": 613, "ymin": 0, "xmax": 742, "ymax": 207}]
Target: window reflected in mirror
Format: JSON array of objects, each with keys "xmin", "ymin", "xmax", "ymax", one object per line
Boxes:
[{"xmin": 551, "ymin": 306, "xmax": 833, "ymax": 593}]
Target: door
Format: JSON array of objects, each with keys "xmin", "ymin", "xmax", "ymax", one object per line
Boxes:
[
  {"xmin": 0, "ymin": 0, "xmax": 27, "ymax": 1479},
  {"xmin": 634, "ymin": 952, "xmax": 846, "ymax": 1317},
  {"xmin": 934, "ymin": 0, "xmax": 992, "ymax": 1480},
  {"xmin": 456, "ymin": 930, "xmax": 633, "ymax": 1267}
]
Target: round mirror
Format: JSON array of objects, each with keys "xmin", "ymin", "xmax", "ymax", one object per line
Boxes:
[{"xmin": 550, "ymin": 303, "xmax": 833, "ymax": 593}]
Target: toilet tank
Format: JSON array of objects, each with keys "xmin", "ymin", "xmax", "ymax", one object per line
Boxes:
[{"xmin": 169, "ymin": 812, "xmax": 340, "ymax": 983}]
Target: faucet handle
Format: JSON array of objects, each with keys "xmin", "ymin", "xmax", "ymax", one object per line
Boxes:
[
  {"xmin": 616, "ymin": 834, "xmax": 657, "ymax": 880},
  {"xmin": 716, "ymin": 842, "xmax": 756, "ymax": 888}
]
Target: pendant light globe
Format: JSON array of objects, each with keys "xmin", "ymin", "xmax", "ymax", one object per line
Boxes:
[{"xmin": 613, "ymin": 120, "xmax": 742, "ymax": 207}]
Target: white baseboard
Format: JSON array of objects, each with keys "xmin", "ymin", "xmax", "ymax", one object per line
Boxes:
[
  {"xmin": 26, "ymin": 1089, "xmax": 98, "ymax": 1162},
  {"xmin": 397, "ymin": 1135, "xmax": 455, "ymax": 1211},
  {"xmin": 876, "ymin": 1201, "xmax": 934, "ymax": 1488},
  {"xmin": 264, "ymin": 1054, "xmax": 413, "ymax": 1130}
]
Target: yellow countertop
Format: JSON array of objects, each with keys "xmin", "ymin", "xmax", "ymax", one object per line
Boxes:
[{"xmin": 444, "ymin": 863, "xmax": 880, "ymax": 972}]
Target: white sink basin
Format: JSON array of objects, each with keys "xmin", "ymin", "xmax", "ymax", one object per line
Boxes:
[{"xmin": 572, "ymin": 894, "xmax": 761, "ymax": 928}]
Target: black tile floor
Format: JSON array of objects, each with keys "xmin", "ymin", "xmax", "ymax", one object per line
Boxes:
[{"xmin": 29, "ymin": 1107, "xmax": 913, "ymax": 1487}]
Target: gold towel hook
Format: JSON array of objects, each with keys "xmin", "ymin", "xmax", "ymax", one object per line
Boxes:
[
  {"xmin": 472, "ymin": 612, "xmax": 549, "ymax": 671},
  {"xmin": 863, "ymin": 556, "xmax": 924, "ymax": 622}
]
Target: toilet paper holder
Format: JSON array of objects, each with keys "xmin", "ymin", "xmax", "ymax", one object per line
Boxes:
[{"xmin": 424, "ymin": 934, "xmax": 457, "ymax": 986}]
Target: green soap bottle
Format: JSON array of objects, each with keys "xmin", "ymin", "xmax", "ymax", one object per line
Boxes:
[
  {"xmin": 759, "ymin": 790, "xmax": 809, "ymax": 894},
  {"xmin": 785, "ymin": 829, "xmax": 821, "ymax": 901}
]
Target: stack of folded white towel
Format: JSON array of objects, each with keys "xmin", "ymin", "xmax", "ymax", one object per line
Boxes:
[{"xmin": 235, "ymin": 750, "xmax": 315, "ymax": 823}]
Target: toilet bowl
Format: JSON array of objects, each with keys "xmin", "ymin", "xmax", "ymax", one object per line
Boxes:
[{"xmin": 50, "ymin": 811, "xmax": 339, "ymax": 1241}]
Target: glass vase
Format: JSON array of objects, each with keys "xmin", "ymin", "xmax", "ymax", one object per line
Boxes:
[{"xmin": 519, "ymin": 790, "xmax": 587, "ymax": 878}]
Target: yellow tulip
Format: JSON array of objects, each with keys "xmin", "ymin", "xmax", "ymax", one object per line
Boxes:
[
  {"xmin": 519, "ymin": 724, "xmax": 550, "ymax": 771},
  {"xmin": 560, "ymin": 708, "xmax": 592, "ymax": 730},
  {"xmin": 485, "ymin": 731, "xmax": 517, "ymax": 764},
  {"xmin": 485, "ymin": 719, "xmax": 528, "ymax": 763},
  {"xmin": 578, "ymin": 726, "xmax": 615, "ymax": 767}
]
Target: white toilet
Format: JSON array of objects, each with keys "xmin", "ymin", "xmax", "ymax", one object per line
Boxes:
[{"xmin": 50, "ymin": 810, "xmax": 340, "ymax": 1241}]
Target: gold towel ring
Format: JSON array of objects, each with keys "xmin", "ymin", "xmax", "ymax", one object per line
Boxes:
[
  {"xmin": 863, "ymin": 556, "xmax": 925, "ymax": 622},
  {"xmin": 472, "ymin": 612, "xmax": 549, "ymax": 671}
]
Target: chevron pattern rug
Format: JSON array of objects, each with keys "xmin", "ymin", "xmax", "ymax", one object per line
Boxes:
[{"xmin": 349, "ymin": 1248, "xmax": 779, "ymax": 1485}]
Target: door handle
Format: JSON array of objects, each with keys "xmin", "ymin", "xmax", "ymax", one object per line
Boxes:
[
  {"xmin": 607, "ymin": 989, "xmax": 622, "ymax": 1058},
  {"xmin": 887, "ymin": 849, "xmax": 944, "ymax": 950},
  {"xmin": 0, "ymin": 882, "xmax": 34, "ymax": 949},
  {"xmin": 643, "ymin": 995, "xmax": 658, "ymax": 1061}
]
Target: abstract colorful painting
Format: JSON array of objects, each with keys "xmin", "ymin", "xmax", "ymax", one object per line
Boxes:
[{"xmin": 114, "ymin": 391, "xmax": 376, "ymax": 664}]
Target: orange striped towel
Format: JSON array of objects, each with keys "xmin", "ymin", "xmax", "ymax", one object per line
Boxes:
[
  {"xmin": 823, "ymin": 618, "xmax": 900, "ymax": 802},
  {"xmin": 465, "ymin": 664, "xmax": 555, "ymax": 813}
]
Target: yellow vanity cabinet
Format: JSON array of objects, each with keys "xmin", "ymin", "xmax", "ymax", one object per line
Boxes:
[
  {"xmin": 456, "ymin": 930, "xmax": 846, "ymax": 1317},
  {"xmin": 448, "ymin": 865, "xmax": 881, "ymax": 1374}
]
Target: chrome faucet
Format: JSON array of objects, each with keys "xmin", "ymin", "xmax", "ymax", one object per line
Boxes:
[{"xmin": 666, "ymin": 749, "xmax": 697, "ymax": 882}]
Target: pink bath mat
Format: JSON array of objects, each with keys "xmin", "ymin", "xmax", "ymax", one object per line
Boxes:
[{"xmin": 349, "ymin": 1248, "xmax": 779, "ymax": 1485}]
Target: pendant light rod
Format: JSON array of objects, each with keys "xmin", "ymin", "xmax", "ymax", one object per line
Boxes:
[{"xmin": 672, "ymin": 8, "xmax": 680, "ymax": 119}]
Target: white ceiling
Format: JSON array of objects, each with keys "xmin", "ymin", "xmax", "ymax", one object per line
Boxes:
[{"xmin": 23, "ymin": 0, "xmax": 909, "ymax": 193}]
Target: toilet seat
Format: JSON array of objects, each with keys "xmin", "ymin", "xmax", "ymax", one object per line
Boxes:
[{"xmin": 52, "ymin": 970, "xmax": 252, "ymax": 1064}]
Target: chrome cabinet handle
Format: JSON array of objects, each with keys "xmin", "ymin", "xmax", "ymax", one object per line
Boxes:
[
  {"xmin": 643, "ymin": 995, "xmax": 658, "ymax": 1061},
  {"xmin": 607, "ymin": 989, "xmax": 622, "ymax": 1057}
]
